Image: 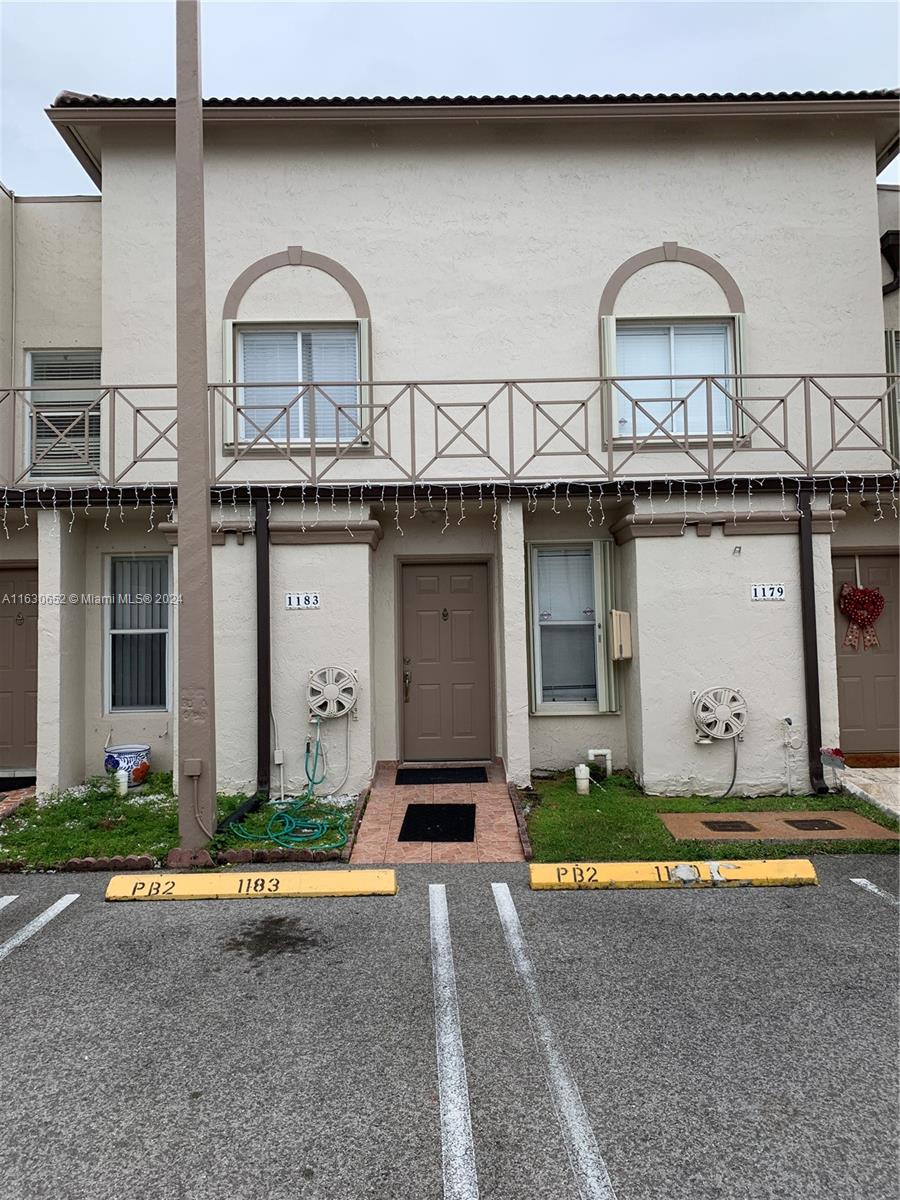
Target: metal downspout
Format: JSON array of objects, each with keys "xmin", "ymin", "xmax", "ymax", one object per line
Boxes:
[
  {"xmin": 798, "ymin": 485, "xmax": 828, "ymax": 794},
  {"xmin": 217, "ymin": 497, "xmax": 271, "ymax": 835},
  {"xmin": 255, "ymin": 497, "xmax": 272, "ymax": 800}
]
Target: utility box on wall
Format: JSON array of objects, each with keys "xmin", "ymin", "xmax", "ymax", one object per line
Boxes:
[{"xmin": 609, "ymin": 610, "xmax": 633, "ymax": 660}]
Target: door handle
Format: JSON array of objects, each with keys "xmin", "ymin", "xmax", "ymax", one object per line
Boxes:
[{"xmin": 403, "ymin": 670, "xmax": 411, "ymax": 703}]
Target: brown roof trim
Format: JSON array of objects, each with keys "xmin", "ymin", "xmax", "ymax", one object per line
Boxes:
[
  {"xmin": 52, "ymin": 121, "xmax": 102, "ymax": 188},
  {"xmin": 50, "ymin": 88, "xmax": 900, "ymax": 108},
  {"xmin": 48, "ymin": 97, "xmax": 900, "ymax": 125},
  {"xmin": 14, "ymin": 194, "xmax": 100, "ymax": 203},
  {"xmin": 47, "ymin": 88, "xmax": 899, "ymax": 185}
]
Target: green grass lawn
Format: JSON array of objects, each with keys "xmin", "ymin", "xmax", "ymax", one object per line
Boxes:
[
  {"xmin": 526, "ymin": 773, "xmax": 899, "ymax": 863},
  {"xmin": 0, "ymin": 776, "xmax": 356, "ymax": 868},
  {"xmin": 0, "ymin": 773, "xmax": 179, "ymax": 866}
]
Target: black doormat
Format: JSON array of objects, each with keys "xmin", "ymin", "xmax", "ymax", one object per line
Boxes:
[
  {"xmin": 396, "ymin": 767, "xmax": 488, "ymax": 785},
  {"xmin": 398, "ymin": 803, "xmax": 477, "ymax": 842},
  {"xmin": 0, "ymin": 776, "xmax": 35, "ymax": 793}
]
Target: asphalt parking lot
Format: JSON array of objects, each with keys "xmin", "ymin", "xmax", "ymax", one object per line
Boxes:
[{"xmin": 1, "ymin": 856, "xmax": 897, "ymax": 1200}]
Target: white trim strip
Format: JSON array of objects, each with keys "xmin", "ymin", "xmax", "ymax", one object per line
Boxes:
[
  {"xmin": 491, "ymin": 882, "xmax": 617, "ymax": 1200},
  {"xmin": 0, "ymin": 894, "xmax": 79, "ymax": 962},
  {"xmin": 850, "ymin": 878, "xmax": 900, "ymax": 908},
  {"xmin": 0, "ymin": 896, "xmax": 18, "ymax": 913},
  {"xmin": 429, "ymin": 883, "xmax": 480, "ymax": 1200}
]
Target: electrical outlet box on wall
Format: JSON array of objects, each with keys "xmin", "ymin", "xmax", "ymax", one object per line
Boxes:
[{"xmin": 609, "ymin": 610, "xmax": 633, "ymax": 661}]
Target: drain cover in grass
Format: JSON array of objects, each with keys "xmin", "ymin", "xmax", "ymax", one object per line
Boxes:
[
  {"xmin": 702, "ymin": 819, "xmax": 760, "ymax": 833},
  {"xmin": 398, "ymin": 803, "xmax": 476, "ymax": 842},
  {"xmin": 784, "ymin": 818, "xmax": 845, "ymax": 832}
]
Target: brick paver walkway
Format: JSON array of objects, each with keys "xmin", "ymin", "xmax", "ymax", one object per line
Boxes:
[
  {"xmin": 350, "ymin": 764, "xmax": 524, "ymax": 864},
  {"xmin": 0, "ymin": 786, "xmax": 35, "ymax": 820}
]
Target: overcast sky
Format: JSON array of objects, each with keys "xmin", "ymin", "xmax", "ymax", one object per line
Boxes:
[{"xmin": 1, "ymin": 0, "xmax": 897, "ymax": 193}]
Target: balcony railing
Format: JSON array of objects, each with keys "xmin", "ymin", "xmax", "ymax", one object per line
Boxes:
[{"xmin": 2, "ymin": 374, "xmax": 898, "ymax": 488}]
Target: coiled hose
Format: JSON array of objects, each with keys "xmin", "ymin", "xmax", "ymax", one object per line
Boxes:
[{"xmin": 229, "ymin": 719, "xmax": 348, "ymax": 850}]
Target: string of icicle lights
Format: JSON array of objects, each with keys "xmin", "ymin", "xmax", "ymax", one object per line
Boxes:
[{"xmin": 1, "ymin": 473, "xmax": 898, "ymax": 540}]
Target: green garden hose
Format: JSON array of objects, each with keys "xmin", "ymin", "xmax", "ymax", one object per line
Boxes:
[
  {"xmin": 229, "ymin": 718, "xmax": 347, "ymax": 850},
  {"xmin": 230, "ymin": 794, "xmax": 348, "ymax": 851}
]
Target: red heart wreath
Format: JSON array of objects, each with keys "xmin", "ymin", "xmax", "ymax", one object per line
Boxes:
[{"xmin": 839, "ymin": 583, "xmax": 885, "ymax": 650}]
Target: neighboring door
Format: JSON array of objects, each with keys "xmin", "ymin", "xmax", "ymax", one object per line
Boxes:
[
  {"xmin": 0, "ymin": 568, "xmax": 38, "ymax": 769},
  {"xmin": 401, "ymin": 562, "xmax": 492, "ymax": 762},
  {"xmin": 833, "ymin": 554, "xmax": 899, "ymax": 765}
]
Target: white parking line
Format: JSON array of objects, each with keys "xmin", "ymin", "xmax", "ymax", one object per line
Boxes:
[
  {"xmin": 491, "ymin": 882, "xmax": 617, "ymax": 1200},
  {"xmin": 429, "ymin": 883, "xmax": 480, "ymax": 1200},
  {"xmin": 0, "ymin": 896, "xmax": 18, "ymax": 913},
  {"xmin": 850, "ymin": 878, "xmax": 900, "ymax": 908},
  {"xmin": 0, "ymin": 894, "xmax": 80, "ymax": 963}
]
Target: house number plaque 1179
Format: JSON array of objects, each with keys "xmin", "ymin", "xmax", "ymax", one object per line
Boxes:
[{"xmin": 751, "ymin": 584, "xmax": 786, "ymax": 601}]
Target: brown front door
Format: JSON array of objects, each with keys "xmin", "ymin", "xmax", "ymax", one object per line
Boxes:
[
  {"xmin": 0, "ymin": 568, "xmax": 38, "ymax": 769},
  {"xmin": 401, "ymin": 562, "xmax": 492, "ymax": 762},
  {"xmin": 833, "ymin": 554, "xmax": 899, "ymax": 763}
]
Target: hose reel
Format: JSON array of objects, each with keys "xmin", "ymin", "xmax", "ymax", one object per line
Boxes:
[{"xmin": 307, "ymin": 666, "xmax": 358, "ymax": 720}]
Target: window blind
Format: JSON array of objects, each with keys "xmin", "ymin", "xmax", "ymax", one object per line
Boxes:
[
  {"xmin": 109, "ymin": 557, "xmax": 169, "ymax": 710},
  {"xmin": 239, "ymin": 327, "xmax": 359, "ymax": 443},
  {"xmin": 239, "ymin": 330, "xmax": 301, "ymax": 440},
  {"xmin": 29, "ymin": 349, "xmax": 102, "ymax": 477},
  {"xmin": 615, "ymin": 322, "xmax": 731, "ymax": 437},
  {"xmin": 303, "ymin": 327, "xmax": 359, "ymax": 442},
  {"xmin": 533, "ymin": 547, "xmax": 597, "ymax": 703}
]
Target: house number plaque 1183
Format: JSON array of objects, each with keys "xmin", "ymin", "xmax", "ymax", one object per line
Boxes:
[{"xmin": 285, "ymin": 592, "xmax": 321, "ymax": 609}]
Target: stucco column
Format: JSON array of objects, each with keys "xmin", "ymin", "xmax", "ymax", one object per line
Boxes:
[
  {"xmin": 498, "ymin": 498, "xmax": 530, "ymax": 785},
  {"xmin": 174, "ymin": 0, "xmax": 217, "ymax": 847},
  {"xmin": 813, "ymin": 530, "xmax": 840, "ymax": 751},
  {"xmin": 35, "ymin": 509, "xmax": 86, "ymax": 794}
]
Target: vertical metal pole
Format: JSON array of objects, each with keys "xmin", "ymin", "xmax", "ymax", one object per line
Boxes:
[
  {"xmin": 176, "ymin": 0, "xmax": 217, "ymax": 846},
  {"xmin": 254, "ymin": 497, "xmax": 271, "ymax": 798},
  {"xmin": 798, "ymin": 484, "xmax": 827, "ymax": 795}
]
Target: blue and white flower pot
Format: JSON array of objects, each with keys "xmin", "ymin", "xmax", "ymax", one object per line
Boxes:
[{"xmin": 104, "ymin": 744, "xmax": 152, "ymax": 788}]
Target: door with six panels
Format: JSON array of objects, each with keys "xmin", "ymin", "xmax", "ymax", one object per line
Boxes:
[{"xmin": 401, "ymin": 563, "xmax": 492, "ymax": 762}]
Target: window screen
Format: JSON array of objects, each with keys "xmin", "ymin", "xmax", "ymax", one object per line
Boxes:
[
  {"xmin": 238, "ymin": 327, "xmax": 359, "ymax": 443},
  {"xmin": 533, "ymin": 547, "xmax": 597, "ymax": 703},
  {"xmin": 108, "ymin": 556, "xmax": 170, "ymax": 710},
  {"xmin": 615, "ymin": 322, "xmax": 731, "ymax": 437}
]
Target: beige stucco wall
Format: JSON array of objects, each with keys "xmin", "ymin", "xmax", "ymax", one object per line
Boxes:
[
  {"xmin": 94, "ymin": 118, "xmax": 889, "ymax": 486},
  {"xmin": 831, "ymin": 496, "xmax": 900, "ymax": 550},
  {"xmin": 35, "ymin": 508, "xmax": 86, "ymax": 793},
  {"xmin": 32, "ymin": 502, "xmax": 378, "ymax": 797},
  {"xmin": 12, "ymin": 199, "xmax": 102, "ymax": 374},
  {"xmin": 877, "ymin": 184, "xmax": 899, "ymax": 330},
  {"xmin": 268, "ymin": 531, "xmax": 375, "ymax": 797},
  {"xmin": 627, "ymin": 507, "xmax": 839, "ymax": 796},
  {"xmin": 0, "ymin": 197, "xmax": 102, "ymax": 482}
]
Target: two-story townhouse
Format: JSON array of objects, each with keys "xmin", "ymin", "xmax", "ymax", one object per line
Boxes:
[{"xmin": 1, "ymin": 89, "xmax": 897, "ymax": 805}]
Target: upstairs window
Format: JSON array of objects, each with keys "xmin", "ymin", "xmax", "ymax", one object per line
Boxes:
[
  {"xmin": 614, "ymin": 321, "xmax": 733, "ymax": 438},
  {"xmin": 237, "ymin": 325, "xmax": 360, "ymax": 445},
  {"xmin": 27, "ymin": 349, "xmax": 102, "ymax": 477}
]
